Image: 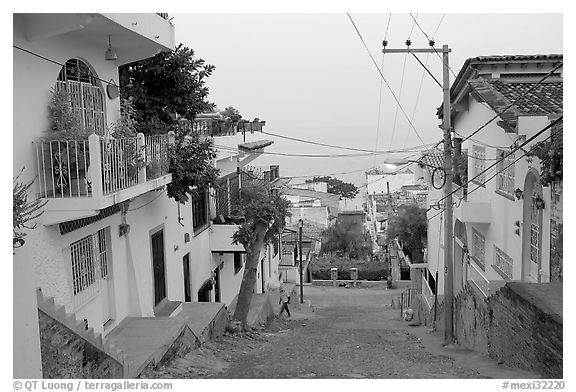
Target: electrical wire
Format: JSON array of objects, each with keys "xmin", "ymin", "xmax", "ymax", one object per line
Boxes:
[
  {"xmin": 427, "ymin": 129, "xmax": 558, "ymax": 222},
  {"xmin": 259, "ymin": 130, "xmax": 436, "ymax": 154},
  {"xmin": 213, "ymin": 141, "xmax": 432, "ymax": 158},
  {"xmin": 346, "ymin": 14, "xmax": 434, "ymax": 156},
  {"xmin": 389, "ymin": 13, "xmax": 419, "ymax": 150},
  {"xmin": 373, "ymin": 13, "xmax": 393, "ymax": 166},
  {"xmin": 408, "ymin": 13, "xmax": 458, "ymax": 79},
  {"xmin": 426, "ymin": 117, "xmax": 562, "ymax": 222},
  {"xmin": 127, "ymin": 190, "xmax": 167, "ymax": 211},
  {"xmin": 459, "ymin": 63, "xmax": 563, "ymax": 145}
]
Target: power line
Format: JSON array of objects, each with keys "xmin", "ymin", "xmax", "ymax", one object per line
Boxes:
[
  {"xmin": 426, "ymin": 117, "xmax": 562, "ymax": 222},
  {"xmin": 259, "ymin": 130, "xmax": 436, "ymax": 154},
  {"xmin": 459, "ymin": 63, "xmax": 563, "ymax": 144},
  {"xmin": 373, "ymin": 13, "xmax": 393, "ymax": 164},
  {"xmin": 389, "ymin": 14, "xmax": 419, "ymax": 150},
  {"xmin": 408, "ymin": 14, "xmax": 458, "ymax": 79},
  {"xmin": 346, "ymin": 14, "xmax": 434, "ymax": 156},
  {"xmin": 427, "ymin": 129, "xmax": 558, "ymax": 222},
  {"xmin": 213, "ymin": 144, "xmax": 427, "ymax": 158}
]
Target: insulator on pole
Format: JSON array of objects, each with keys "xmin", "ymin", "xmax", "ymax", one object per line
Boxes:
[{"xmin": 405, "ymin": 39, "xmax": 411, "ymax": 47}]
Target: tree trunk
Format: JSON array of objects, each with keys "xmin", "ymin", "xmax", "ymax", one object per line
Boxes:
[{"xmin": 233, "ymin": 222, "xmax": 268, "ymax": 329}]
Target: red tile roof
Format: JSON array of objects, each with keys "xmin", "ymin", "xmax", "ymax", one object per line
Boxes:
[{"xmin": 468, "ymin": 79, "xmax": 563, "ymax": 127}]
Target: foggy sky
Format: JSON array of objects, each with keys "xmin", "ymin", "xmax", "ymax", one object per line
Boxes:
[{"xmin": 173, "ymin": 13, "xmax": 563, "ymax": 187}]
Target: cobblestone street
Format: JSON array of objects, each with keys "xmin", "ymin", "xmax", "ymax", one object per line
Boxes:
[{"xmin": 146, "ymin": 286, "xmax": 537, "ymax": 379}]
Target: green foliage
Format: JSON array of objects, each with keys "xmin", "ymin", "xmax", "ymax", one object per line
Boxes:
[
  {"xmin": 231, "ymin": 182, "xmax": 291, "ymax": 248},
  {"xmin": 220, "ymin": 106, "xmax": 242, "ymax": 122},
  {"xmin": 386, "ymin": 204, "xmax": 427, "ymax": 255},
  {"xmin": 306, "ymin": 176, "xmax": 359, "ymax": 199},
  {"xmin": 310, "ymin": 256, "xmax": 389, "ymax": 281},
  {"xmin": 526, "ymin": 123, "xmax": 563, "ymax": 186},
  {"xmin": 119, "ymin": 44, "xmax": 220, "ymax": 203},
  {"xmin": 109, "ymin": 97, "xmax": 139, "ymax": 138},
  {"xmin": 550, "ymin": 223, "xmax": 563, "ymax": 282},
  {"xmin": 119, "ymin": 44, "xmax": 216, "ymax": 134},
  {"xmin": 166, "ymin": 132, "xmax": 220, "ymax": 204},
  {"xmin": 14, "ymin": 169, "xmax": 47, "ymax": 251},
  {"xmin": 46, "ymin": 88, "xmax": 88, "ymax": 140},
  {"xmin": 320, "ymin": 221, "xmax": 371, "ymax": 258}
]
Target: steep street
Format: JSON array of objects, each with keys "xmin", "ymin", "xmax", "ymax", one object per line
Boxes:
[{"xmin": 146, "ymin": 286, "xmax": 534, "ymax": 379}]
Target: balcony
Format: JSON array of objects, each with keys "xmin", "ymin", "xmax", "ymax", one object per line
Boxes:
[
  {"xmin": 19, "ymin": 14, "xmax": 175, "ymax": 66},
  {"xmin": 33, "ymin": 132, "xmax": 173, "ymax": 225},
  {"xmin": 453, "ymin": 186, "xmax": 492, "ymax": 224}
]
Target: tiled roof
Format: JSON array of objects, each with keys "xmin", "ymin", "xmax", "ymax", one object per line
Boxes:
[
  {"xmin": 487, "ymin": 80, "xmax": 563, "ymax": 116},
  {"xmin": 472, "ymin": 54, "xmax": 563, "ymax": 63},
  {"xmin": 468, "ymin": 79, "xmax": 563, "ymax": 126},
  {"xmin": 438, "ymin": 54, "xmax": 563, "ymax": 117},
  {"xmin": 420, "ymin": 151, "xmax": 444, "ymax": 177}
]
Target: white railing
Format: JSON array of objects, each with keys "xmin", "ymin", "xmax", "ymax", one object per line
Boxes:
[
  {"xmin": 35, "ymin": 132, "xmax": 174, "ymax": 199},
  {"xmin": 34, "ymin": 139, "xmax": 91, "ymax": 198},
  {"xmin": 422, "ymin": 274, "xmax": 435, "ymax": 309},
  {"xmin": 145, "ymin": 134, "xmax": 170, "ymax": 180},
  {"xmin": 494, "ymin": 245, "xmax": 513, "ymax": 280},
  {"xmin": 101, "ymin": 136, "xmax": 141, "ymax": 195},
  {"xmin": 469, "ymin": 261, "xmax": 489, "ymax": 297}
]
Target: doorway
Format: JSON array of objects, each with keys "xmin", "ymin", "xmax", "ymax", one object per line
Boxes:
[
  {"xmin": 198, "ymin": 281, "xmax": 211, "ymax": 302},
  {"xmin": 151, "ymin": 229, "xmax": 166, "ymax": 306},
  {"xmin": 213, "ymin": 267, "xmax": 221, "ymax": 302},
  {"xmin": 522, "ymin": 171, "xmax": 543, "ymax": 282},
  {"xmin": 261, "ymin": 258, "xmax": 265, "ymax": 293},
  {"xmin": 183, "ymin": 253, "xmax": 191, "ymax": 302}
]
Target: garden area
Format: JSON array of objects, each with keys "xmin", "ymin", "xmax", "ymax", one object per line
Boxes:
[{"xmin": 309, "ymin": 256, "xmax": 389, "ymax": 281}]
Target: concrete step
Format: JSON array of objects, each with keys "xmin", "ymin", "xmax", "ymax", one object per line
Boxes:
[{"xmin": 155, "ymin": 301, "xmax": 183, "ymax": 317}]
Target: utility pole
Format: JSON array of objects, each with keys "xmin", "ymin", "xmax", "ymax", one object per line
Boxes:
[
  {"xmin": 298, "ymin": 219, "xmax": 304, "ymax": 304},
  {"xmin": 383, "ymin": 42, "xmax": 454, "ymax": 344}
]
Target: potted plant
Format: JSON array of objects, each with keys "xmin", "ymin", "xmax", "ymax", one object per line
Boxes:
[
  {"xmin": 42, "ymin": 88, "xmax": 91, "ymax": 195},
  {"xmin": 106, "ymin": 97, "xmax": 148, "ymax": 182}
]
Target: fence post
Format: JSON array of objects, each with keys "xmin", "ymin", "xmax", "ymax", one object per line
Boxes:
[
  {"xmin": 331, "ymin": 268, "xmax": 338, "ymax": 287},
  {"xmin": 88, "ymin": 134, "xmax": 103, "ymax": 199},
  {"xmin": 400, "ymin": 292, "xmax": 404, "ymax": 318},
  {"xmin": 137, "ymin": 133, "xmax": 146, "ymax": 184},
  {"xmin": 350, "ymin": 267, "xmax": 358, "ymax": 287}
]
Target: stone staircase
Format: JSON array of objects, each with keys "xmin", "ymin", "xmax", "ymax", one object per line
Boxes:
[{"xmin": 36, "ymin": 288, "xmax": 134, "ymax": 378}]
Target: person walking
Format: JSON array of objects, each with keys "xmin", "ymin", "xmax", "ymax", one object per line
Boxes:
[{"xmin": 279, "ymin": 288, "xmax": 291, "ymax": 318}]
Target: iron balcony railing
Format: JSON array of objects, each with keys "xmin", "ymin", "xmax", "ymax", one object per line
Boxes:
[
  {"xmin": 468, "ymin": 261, "xmax": 490, "ymax": 297},
  {"xmin": 34, "ymin": 132, "xmax": 174, "ymax": 199}
]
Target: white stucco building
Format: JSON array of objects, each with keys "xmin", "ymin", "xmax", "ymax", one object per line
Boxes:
[
  {"xmin": 421, "ymin": 54, "xmax": 563, "ymax": 299},
  {"xmin": 13, "ymin": 13, "xmax": 281, "ymax": 378}
]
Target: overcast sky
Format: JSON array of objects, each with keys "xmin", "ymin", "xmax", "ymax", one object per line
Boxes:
[{"xmin": 173, "ymin": 13, "xmax": 562, "ymax": 187}]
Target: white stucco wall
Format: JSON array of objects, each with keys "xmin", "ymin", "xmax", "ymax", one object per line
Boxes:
[{"xmin": 13, "ymin": 252, "xmax": 43, "ymax": 378}]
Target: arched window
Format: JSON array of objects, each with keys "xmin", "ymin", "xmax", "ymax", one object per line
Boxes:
[{"xmin": 56, "ymin": 59, "xmax": 106, "ymax": 135}]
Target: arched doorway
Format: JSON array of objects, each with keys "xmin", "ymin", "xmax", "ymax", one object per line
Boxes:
[
  {"xmin": 454, "ymin": 219, "xmax": 468, "ymax": 294},
  {"xmin": 56, "ymin": 58, "xmax": 106, "ymax": 135},
  {"xmin": 522, "ymin": 170, "xmax": 543, "ymax": 282}
]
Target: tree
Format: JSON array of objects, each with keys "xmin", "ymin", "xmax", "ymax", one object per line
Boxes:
[
  {"xmin": 220, "ymin": 106, "xmax": 242, "ymax": 122},
  {"xmin": 14, "ymin": 169, "xmax": 47, "ymax": 252},
  {"xmin": 119, "ymin": 44, "xmax": 216, "ymax": 133},
  {"xmin": 386, "ymin": 204, "xmax": 427, "ymax": 259},
  {"xmin": 306, "ymin": 176, "xmax": 359, "ymax": 199},
  {"xmin": 231, "ymin": 180, "xmax": 291, "ymax": 329},
  {"xmin": 119, "ymin": 44, "xmax": 220, "ymax": 203},
  {"xmin": 320, "ymin": 221, "xmax": 371, "ymax": 259},
  {"xmin": 526, "ymin": 120, "xmax": 562, "ymax": 186}
]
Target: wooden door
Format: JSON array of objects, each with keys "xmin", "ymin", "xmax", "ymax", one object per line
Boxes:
[
  {"xmin": 183, "ymin": 253, "xmax": 191, "ymax": 302},
  {"xmin": 151, "ymin": 230, "xmax": 166, "ymax": 306}
]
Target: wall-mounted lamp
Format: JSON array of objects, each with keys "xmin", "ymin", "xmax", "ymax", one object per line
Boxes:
[
  {"xmin": 534, "ymin": 196, "xmax": 545, "ymax": 210},
  {"xmin": 105, "ymin": 35, "xmax": 118, "ymax": 61},
  {"xmin": 514, "ymin": 188, "xmax": 524, "ymax": 200}
]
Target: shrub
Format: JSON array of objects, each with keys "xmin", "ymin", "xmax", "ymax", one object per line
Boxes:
[{"xmin": 309, "ymin": 256, "xmax": 389, "ymax": 281}]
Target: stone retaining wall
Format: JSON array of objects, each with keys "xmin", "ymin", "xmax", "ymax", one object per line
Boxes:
[{"xmin": 38, "ymin": 310, "xmax": 123, "ymax": 378}]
